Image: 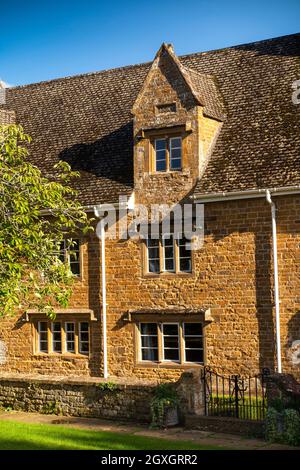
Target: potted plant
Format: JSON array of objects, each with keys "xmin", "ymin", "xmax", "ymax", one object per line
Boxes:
[{"xmin": 150, "ymin": 383, "xmax": 179, "ymax": 429}]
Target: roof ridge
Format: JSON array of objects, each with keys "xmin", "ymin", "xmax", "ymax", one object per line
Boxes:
[{"xmin": 180, "ymin": 31, "xmax": 300, "ymax": 60}]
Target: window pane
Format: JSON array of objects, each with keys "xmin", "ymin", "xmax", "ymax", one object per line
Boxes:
[
  {"xmin": 141, "ymin": 335, "xmax": 158, "ymax": 348},
  {"xmin": 155, "ymin": 139, "xmax": 167, "ymax": 172},
  {"xmin": 184, "ymin": 323, "xmax": 203, "ymax": 363},
  {"xmin": 66, "ymin": 322, "xmax": 75, "ymax": 353},
  {"xmin": 179, "ymin": 258, "xmax": 192, "ymax": 272},
  {"xmin": 38, "ymin": 322, "xmax": 48, "ymax": 353},
  {"xmin": 149, "ymin": 259, "xmax": 160, "ymax": 273},
  {"xmin": 185, "ymin": 349, "xmax": 203, "ymax": 363},
  {"xmin": 164, "ymin": 349, "xmax": 179, "ymax": 361},
  {"xmin": 141, "ymin": 323, "xmax": 157, "ymax": 335},
  {"xmin": 80, "ymin": 332, "xmax": 89, "ymax": 342},
  {"xmin": 163, "ymin": 324, "xmax": 179, "ymax": 336},
  {"xmin": 178, "ymin": 238, "xmax": 192, "ymax": 272},
  {"xmin": 185, "ymin": 336, "xmax": 203, "ymax": 349},
  {"xmin": 170, "ymin": 148, "xmax": 181, "ymax": 159},
  {"xmin": 164, "ymin": 336, "xmax": 179, "ymax": 348},
  {"xmin": 184, "ymin": 323, "xmax": 203, "ymax": 336},
  {"xmin": 165, "ymin": 258, "xmax": 174, "ymax": 271},
  {"xmin": 148, "ymin": 247, "xmax": 160, "ymax": 259},
  {"xmin": 170, "ymin": 137, "xmax": 182, "ymax": 170},
  {"xmin": 140, "ymin": 323, "xmax": 158, "ymax": 362},
  {"xmin": 156, "ymin": 139, "xmax": 167, "ymax": 151},
  {"xmin": 52, "ymin": 322, "xmax": 62, "ymax": 353},
  {"xmin": 156, "ymin": 159, "xmax": 166, "ymax": 172},
  {"xmin": 69, "ymin": 239, "xmax": 80, "ymax": 276},
  {"xmin": 142, "ymin": 348, "xmax": 158, "ymax": 361},
  {"xmin": 162, "ymin": 323, "xmax": 179, "ymax": 362},
  {"xmin": 147, "ymin": 238, "xmax": 160, "ymax": 273},
  {"xmin": 170, "ymin": 158, "xmax": 181, "ymax": 170},
  {"xmin": 70, "ymin": 261, "xmax": 80, "ymax": 276},
  {"xmin": 163, "ymin": 236, "xmax": 174, "ymax": 272},
  {"xmin": 170, "ymin": 137, "xmax": 181, "ymax": 148},
  {"xmin": 79, "ymin": 322, "xmax": 89, "ymax": 354}
]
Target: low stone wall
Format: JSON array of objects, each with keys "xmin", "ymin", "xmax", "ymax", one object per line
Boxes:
[
  {"xmin": 0, "ymin": 370, "xmax": 203, "ymax": 424},
  {"xmin": 0, "ymin": 376, "xmax": 156, "ymax": 423}
]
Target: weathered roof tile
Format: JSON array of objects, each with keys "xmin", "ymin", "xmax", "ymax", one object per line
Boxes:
[{"xmin": 1, "ymin": 33, "xmax": 299, "ymax": 203}]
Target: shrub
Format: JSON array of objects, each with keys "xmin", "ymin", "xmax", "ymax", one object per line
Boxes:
[
  {"xmin": 41, "ymin": 401, "xmax": 61, "ymax": 415},
  {"xmin": 265, "ymin": 407, "xmax": 300, "ymax": 446},
  {"xmin": 96, "ymin": 382, "xmax": 120, "ymax": 392},
  {"xmin": 283, "ymin": 409, "xmax": 300, "ymax": 446},
  {"xmin": 150, "ymin": 383, "xmax": 178, "ymax": 429},
  {"xmin": 265, "ymin": 407, "xmax": 280, "ymax": 442}
]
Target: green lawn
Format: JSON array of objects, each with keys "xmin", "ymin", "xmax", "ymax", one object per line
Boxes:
[
  {"xmin": 0, "ymin": 420, "xmax": 226, "ymax": 450},
  {"xmin": 209, "ymin": 395, "xmax": 266, "ymax": 420}
]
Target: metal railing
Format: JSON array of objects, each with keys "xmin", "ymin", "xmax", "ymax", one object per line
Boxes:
[{"xmin": 201, "ymin": 367, "xmax": 268, "ymax": 421}]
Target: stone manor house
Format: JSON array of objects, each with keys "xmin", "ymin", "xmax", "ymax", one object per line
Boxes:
[{"xmin": 0, "ymin": 33, "xmax": 300, "ymax": 383}]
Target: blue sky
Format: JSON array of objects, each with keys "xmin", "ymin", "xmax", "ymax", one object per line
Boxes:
[{"xmin": 1, "ymin": 0, "xmax": 299, "ymax": 87}]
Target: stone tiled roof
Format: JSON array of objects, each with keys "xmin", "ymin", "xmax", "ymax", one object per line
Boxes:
[
  {"xmin": 184, "ymin": 68, "xmax": 226, "ymax": 121},
  {"xmin": 1, "ymin": 33, "xmax": 300, "ymax": 204},
  {"xmin": 187, "ymin": 33, "xmax": 300, "ymax": 196}
]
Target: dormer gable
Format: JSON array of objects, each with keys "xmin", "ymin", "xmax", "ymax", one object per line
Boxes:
[
  {"xmin": 132, "ymin": 43, "xmax": 225, "ymax": 205},
  {"xmin": 132, "ymin": 43, "xmax": 225, "ymax": 128}
]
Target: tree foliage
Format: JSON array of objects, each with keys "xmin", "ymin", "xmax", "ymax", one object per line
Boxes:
[{"xmin": 0, "ymin": 124, "xmax": 92, "ymax": 317}]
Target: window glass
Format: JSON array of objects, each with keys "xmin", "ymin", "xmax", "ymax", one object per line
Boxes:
[
  {"xmin": 183, "ymin": 323, "xmax": 203, "ymax": 363},
  {"xmin": 69, "ymin": 239, "xmax": 80, "ymax": 276},
  {"xmin": 162, "ymin": 323, "xmax": 179, "ymax": 361},
  {"xmin": 79, "ymin": 322, "xmax": 89, "ymax": 354},
  {"xmin": 147, "ymin": 238, "xmax": 160, "ymax": 273},
  {"xmin": 170, "ymin": 137, "xmax": 182, "ymax": 170},
  {"xmin": 162, "ymin": 235, "xmax": 175, "ymax": 272},
  {"xmin": 58, "ymin": 239, "xmax": 80, "ymax": 276},
  {"xmin": 140, "ymin": 323, "xmax": 158, "ymax": 361},
  {"xmin": 155, "ymin": 139, "xmax": 167, "ymax": 172},
  {"xmin": 178, "ymin": 238, "xmax": 192, "ymax": 272},
  {"xmin": 38, "ymin": 322, "xmax": 48, "ymax": 353},
  {"xmin": 52, "ymin": 322, "xmax": 62, "ymax": 353},
  {"xmin": 65, "ymin": 322, "xmax": 75, "ymax": 353}
]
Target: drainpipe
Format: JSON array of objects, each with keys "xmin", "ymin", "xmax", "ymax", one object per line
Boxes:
[
  {"xmin": 100, "ymin": 218, "xmax": 108, "ymax": 379},
  {"xmin": 93, "ymin": 206, "xmax": 109, "ymax": 379},
  {"xmin": 265, "ymin": 190, "xmax": 282, "ymax": 373}
]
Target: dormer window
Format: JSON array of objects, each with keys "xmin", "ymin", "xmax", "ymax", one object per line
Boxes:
[{"xmin": 154, "ymin": 136, "xmax": 182, "ymax": 172}]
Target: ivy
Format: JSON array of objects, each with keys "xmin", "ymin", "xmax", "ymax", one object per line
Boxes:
[
  {"xmin": 150, "ymin": 383, "xmax": 178, "ymax": 429},
  {"xmin": 97, "ymin": 382, "xmax": 120, "ymax": 392},
  {"xmin": 266, "ymin": 406, "xmax": 300, "ymax": 446}
]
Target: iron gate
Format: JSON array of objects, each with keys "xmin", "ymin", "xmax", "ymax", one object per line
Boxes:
[{"xmin": 201, "ymin": 367, "xmax": 268, "ymax": 420}]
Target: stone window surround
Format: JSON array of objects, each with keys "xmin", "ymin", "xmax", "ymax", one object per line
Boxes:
[
  {"xmin": 33, "ymin": 317, "xmax": 91, "ymax": 358},
  {"xmin": 153, "ymin": 136, "xmax": 182, "ymax": 172},
  {"xmin": 143, "ymin": 235, "xmax": 193, "ymax": 276},
  {"xmin": 141, "ymin": 125, "xmax": 189, "ymax": 174},
  {"xmin": 133, "ymin": 317, "xmax": 205, "ymax": 368}
]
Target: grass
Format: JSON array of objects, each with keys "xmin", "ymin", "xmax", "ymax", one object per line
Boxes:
[
  {"xmin": 0, "ymin": 420, "xmax": 228, "ymax": 450},
  {"xmin": 209, "ymin": 395, "xmax": 266, "ymax": 420}
]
